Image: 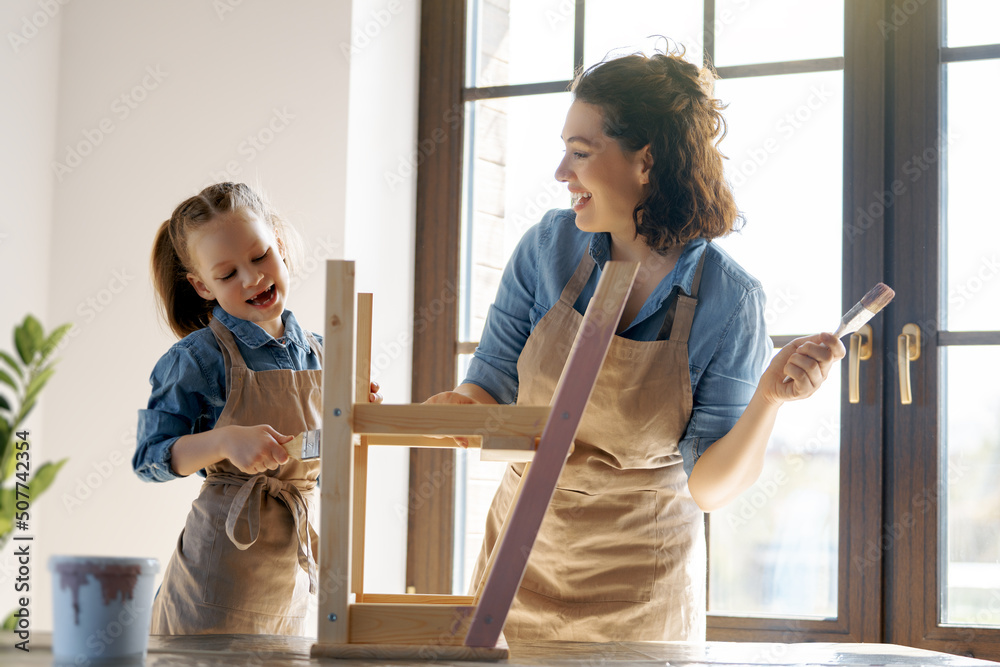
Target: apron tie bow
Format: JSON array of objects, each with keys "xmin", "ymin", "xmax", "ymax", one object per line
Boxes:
[{"xmin": 207, "ymin": 472, "xmax": 320, "ymax": 594}]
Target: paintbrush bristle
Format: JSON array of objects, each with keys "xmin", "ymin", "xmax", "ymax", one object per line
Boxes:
[{"xmin": 861, "ymin": 282, "xmax": 895, "ymax": 314}]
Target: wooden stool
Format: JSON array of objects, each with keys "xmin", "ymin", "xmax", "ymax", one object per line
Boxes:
[{"xmin": 310, "ymin": 259, "xmax": 638, "ymax": 660}]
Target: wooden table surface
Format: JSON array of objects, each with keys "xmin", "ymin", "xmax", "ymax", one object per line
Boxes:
[{"xmin": 4, "ymin": 632, "xmax": 1000, "ymax": 666}]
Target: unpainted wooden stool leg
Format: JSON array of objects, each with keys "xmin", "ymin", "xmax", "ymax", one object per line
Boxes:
[
  {"xmin": 316, "ymin": 261, "xmax": 356, "ymax": 645},
  {"xmin": 352, "ymin": 293, "xmax": 373, "ymax": 602}
]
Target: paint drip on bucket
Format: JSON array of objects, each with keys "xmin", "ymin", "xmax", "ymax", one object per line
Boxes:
[{"xmin": 55, "ymin": 562, "xmax": 142, "ymax": 624}]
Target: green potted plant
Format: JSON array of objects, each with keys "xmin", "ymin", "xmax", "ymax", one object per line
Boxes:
[{"xmin": 0, "ymin": 316, "xmax": 71, "ymax": 629}]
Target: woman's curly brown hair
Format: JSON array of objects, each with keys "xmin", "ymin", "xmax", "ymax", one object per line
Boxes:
[{"xmin": 571, "ymin": 48, "xmax": 743, "ymax": 252}]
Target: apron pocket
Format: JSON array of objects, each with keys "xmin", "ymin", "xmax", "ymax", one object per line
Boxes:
[
  {"xmin": 202, "ymin": 485, "xmax": 306, "ymax": 617},
  {"xmin": 519, "ymin": 487, "xmax": 658, "ymax": 603}
]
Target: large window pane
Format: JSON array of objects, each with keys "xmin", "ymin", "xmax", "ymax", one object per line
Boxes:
[
  {"xmin": 455, "ymin": 92, "xmax": 571, "ymax": 593},
  {"xmin": 459, "ymin": 93, "xmax": 572, "ymax": 344},
  {"xmin": 945, "ymin": 0, "xmax": 1000, "ymax": 48},
  {"xmin": 708, "ymin": 68, "xmax": 843, "ymax": 618},
  {"xmin": 467, "ymin": 0, "xmax": 576, "ymax": 88},
  {"xmin": 942, "ymin": 346, "xmax": 1000, "ymax": 626},
  {"xmin": 713, "ymin": 0, "xmax": 844, "ymax": 67},
  {"xmin": 710, "ymin": 355, "xmax": 841, "ymax": 618},
  {"xmin": 943, "ymin": 59, "xmax": 1000, "ymax": 332},
  {"xmin": 583, "ymin": 0, "xmax": 703, "ymax": 67},
  {"xmin": 714, "ymin": 70, "xmax": 844, "ymax": 336},
  {"xmin": 940, "ymin": 5, "xmax": 1000, "ymax": 628}
]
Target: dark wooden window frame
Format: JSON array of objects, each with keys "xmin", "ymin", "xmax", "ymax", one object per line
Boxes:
[
  {"xmin": 884, "ymin": 0, "xmax": 1000, "ymax": 659},
  {"xmin": 407, "ymin": 0, "xmax": 466, "ymax": 594},
  {"xmin": 410, "ymin": 0, "xmax": 1000, "ymax": 657}
]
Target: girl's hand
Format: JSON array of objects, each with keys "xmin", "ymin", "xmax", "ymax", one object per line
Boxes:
[
  {"xmin": 758, "ymin": 333, "xmax": 846, "ymax": 406},
  {"xmin": 219, "ymin": 424, "xmax": 293, "ymax": 475},
  {"xmin": 369, "ymin": 381, "xmax": 383, "ymax": 404}
]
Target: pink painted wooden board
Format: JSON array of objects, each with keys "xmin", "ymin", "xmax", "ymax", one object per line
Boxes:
[{"xmin": 464, "ymin": 261, "xmax": 638, "ymax": 648}]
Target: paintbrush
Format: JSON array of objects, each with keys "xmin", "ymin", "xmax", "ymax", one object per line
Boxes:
[
  {"xmin": 782, "ymin": 282, "xmax": 895, "ymax": 383},
  {"xmin": 832, "ymin": 282, "xmax": 895, "ymax": 338}
]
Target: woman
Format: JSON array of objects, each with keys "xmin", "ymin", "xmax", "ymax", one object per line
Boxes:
[{"xmin": 428, "ymin": 50, "xmax": 845, "ymax": 641}]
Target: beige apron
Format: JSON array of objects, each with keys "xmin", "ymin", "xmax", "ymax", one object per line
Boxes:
[
  {"xmin": 470, "ymin": 247, "xmax": 708, "ymax": 642},
  {"xmin": 150, "ymin": 317, "xmax": 322, "ymax": 635}
]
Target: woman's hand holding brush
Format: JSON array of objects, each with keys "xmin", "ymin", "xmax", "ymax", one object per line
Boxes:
[
  {"xmin": 761, "ymin": 332, "xmax": 847, "ymax": 405},
  {"xmin": 772, "ymin": 282, "xmax": 895, "ymax": 395}
]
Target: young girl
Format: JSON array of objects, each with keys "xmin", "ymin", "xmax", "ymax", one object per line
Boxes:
[{"xmin": 134, "ymin": 182, "xmax": 379, "ymax": 635}]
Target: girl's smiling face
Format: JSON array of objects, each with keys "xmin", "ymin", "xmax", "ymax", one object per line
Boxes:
[
  {"xmin": 554, "ymin": 100, "xmax": 652, "ymax": 240},
  {"xmin": 185, "ymin": 209, "xmax": 289, "ymax": 339}
]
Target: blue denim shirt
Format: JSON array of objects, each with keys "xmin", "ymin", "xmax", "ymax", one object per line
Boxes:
[
  {"xmin": 464, "ymin": 209, "xmax": 771, "ymax": 476},
  {"xmin": 134, "ymin": 306, "xmax": 322, "ymax": 483}
]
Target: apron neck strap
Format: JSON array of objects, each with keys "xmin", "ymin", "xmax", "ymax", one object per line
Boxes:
[
  {"xmin": 303, "ymin": 331, "xmax": 323, "ymax": 361},
  {"xmin": 209, "ymin": 317, "xmax": 249, "ymax": 396},
  {"xmin": 561, "ymin": 242, "xmax": 708, "ymax": 343},
  {"xmin": 657, "ymin": 242, "xmax": 709, "ymax": 343},
  {"xmin": 688, "ymin": 242, "xmax": 708, "ymax": 298},
  {"xmin": 559, "ymin": 250, "xmax": 597, "ymax": 307}
]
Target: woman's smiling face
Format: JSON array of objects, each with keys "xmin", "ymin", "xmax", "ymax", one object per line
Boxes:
[
  {"xmin": 185, "ymin": 208, "xmax": 289, "ymax": 339},
  {"xmin": 554, "ymin": 100, "xmax": 651, "ymax": 238}
]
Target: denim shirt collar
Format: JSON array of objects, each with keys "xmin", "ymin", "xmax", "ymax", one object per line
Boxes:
[
  {"xmin": 588, "ymin": 233, "xmax": 709, "ymax": 326},
  {"xmin": 212, "ymin": 305, "xmax": 311, "ymax": 353}
]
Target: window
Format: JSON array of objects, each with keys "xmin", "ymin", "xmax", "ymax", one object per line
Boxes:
[{"xmin": 410, "ymin": 1, "xmax": 1000, "ymax": 658}]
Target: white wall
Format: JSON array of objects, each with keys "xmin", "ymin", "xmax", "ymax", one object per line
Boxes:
[
  {"xmin": 0, "ymin": 0, "xmax": 417, "ymax": 633},
  {"xmin": 0, "ymin": 0, "xmax": 58, "ymax": 330},
  {"xmin": 0, "ymin": 0, "xmax": 63, "ymax": 633},
  {"xmin": 344, "ymin": 0, "xmax": 418, "ymax": 594},
  {"xmin": 0, "ymin": 0, "xmax": 61, "ymax": 488}
]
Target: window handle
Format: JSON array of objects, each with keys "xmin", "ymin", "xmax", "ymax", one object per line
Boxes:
[
  {"xmin": 897, "ymin": 323, "xmax": 921, "ymax": 405},
  {"xmin": 849, "ymin": 324, "xmax": 873, "ymax": 404}
]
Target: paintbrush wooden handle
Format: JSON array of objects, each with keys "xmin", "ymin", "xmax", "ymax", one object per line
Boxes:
[{"xmin": 283, "ymin": 432, "xmax": 306, "ymax": 460}]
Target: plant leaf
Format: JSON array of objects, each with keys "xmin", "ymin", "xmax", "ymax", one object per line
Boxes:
[
  {"xmin": 1, "ymin": 439, "xmax": 14, "ymax": 481},
  {"xmin": 0, "ymin": 394, "xmax": 9, "ymax": 412},
  {"xmin": 14, "ymin": 316, "xmax": 42, "ymax": 364},
  {"xmin": 0, "ymin": 423, "xmax": 9, "ymax": 478},
  {"xmin": 2, "ymin": 610, "xmax": 16, "ymax": 631},
  {"xmin": 0, "ymin": 351, "xmax": 22, "ymax": 380},
  {"xmin": 24, "ymin": 365, "xmax": 56, "ymax": 406},
  {"xmin": 0, "ymin": 487, "xmax": 12, "ymax": 515},
  {"xmin": 14, "ymin": 397, "xmax": 35, "ymax": 428},
  {"xmin": 24, "ymin": 315, "xmax": 43, "ymax": 346},
  {"xmin": 28, "ymin": 459, "xmax": 68, "ymax": 498},
  {"xmin": 0, "ymin": 369, "xmax": 16, "ymax": 392},
  {"xmin": 40, "ymin": 323, "xmax": 73, "ymax": 362}
]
